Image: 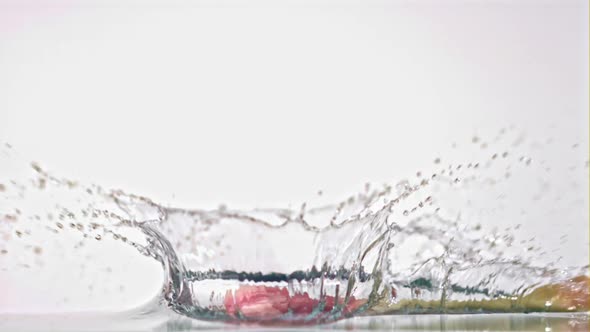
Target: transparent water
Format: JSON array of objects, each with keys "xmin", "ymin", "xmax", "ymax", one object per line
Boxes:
[
  {"xmin": 0, "ymin": 128, "xmax": 588, "ymax": 327},
  {"xmin": 0, "ymin": 313, "xmax": 589, "ymax": 332}
]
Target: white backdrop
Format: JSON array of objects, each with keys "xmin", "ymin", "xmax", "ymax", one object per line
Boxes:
[{"xmin": 0, "ymin": 0, "xmax": 588, "ymax": 313}]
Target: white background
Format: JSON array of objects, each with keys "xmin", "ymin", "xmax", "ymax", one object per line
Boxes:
[{"xmin": 0, "ymin": 0, "xmax": 588, "ymax": 313}]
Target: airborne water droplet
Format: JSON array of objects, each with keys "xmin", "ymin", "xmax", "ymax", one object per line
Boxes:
[{"xmin": 0, "ymin": 131, "xmax": 586, "ymax": 325}]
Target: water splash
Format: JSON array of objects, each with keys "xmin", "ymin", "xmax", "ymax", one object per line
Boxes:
[{"xmin": 0, "ymin": 129, "xmax": 588, "ymax": 325}]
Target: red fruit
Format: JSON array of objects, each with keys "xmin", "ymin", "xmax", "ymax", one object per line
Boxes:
[
  {"xmin": 224, "ymin": 285, "xmax": 368, "ymax": 322},
  {"xmin": 289, "ymin": 292, "xmax": 319, "ymax": 314},
  {"xmin": 323, "ymin": 295, "xmax": 336, "ymax": 312},
  {"xmin": 225, "ymin": 285, "xmax": 290, "ymax": 320},
  {"xmin": 224, "ymin": 289, "xmax": 237, "ymax": 317},
  {"xmin": 343, "ymin": 296, "xmax": 366, "ymax": 314},
  {"xmin": 323, "ymin": 295, "xmax": 366, "ymax": 313}
]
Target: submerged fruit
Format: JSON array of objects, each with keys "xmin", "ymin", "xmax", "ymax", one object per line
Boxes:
[
  {"xmin": 224, "ymin": 285, "xmax": 290, "ymax": 320},
  {"xmin": 522, "ymin": 275, "xmax": 589, "ymax": 312},
  {"xmin": 223, "ymin": 285, "xmax": 366, "ymax": 322}
]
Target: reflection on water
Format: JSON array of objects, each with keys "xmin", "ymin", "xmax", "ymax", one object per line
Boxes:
[
  {"xmin": 161, "ymin": 313, "xmax": 590, "ymax": 331},
  {"xmin": 327, "ymin": 314, "xmax": 589, "ymax": 332},
  {"xmin": 1, "ymin": 312, "xmax": 587, "ymax": 332}
]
